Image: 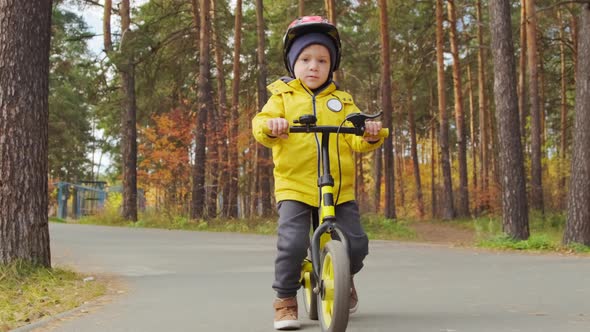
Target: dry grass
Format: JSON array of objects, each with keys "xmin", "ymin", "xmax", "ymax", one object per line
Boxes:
[{"xmin": 0, "ymin": 261, "xmax": 106, "ymax": 331}]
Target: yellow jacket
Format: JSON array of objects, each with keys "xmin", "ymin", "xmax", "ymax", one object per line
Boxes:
[{"xmin": 252, "ymin": 78, "xmax": 384, "ymax": 207}]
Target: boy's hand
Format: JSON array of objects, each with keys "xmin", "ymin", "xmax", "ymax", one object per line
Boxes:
[
  {"xmin": 364, "ymin": 120, "xmax": 382, "ymax": 143},
  {"xmin": 267, "ymin": 118, "xmax": 289, "ymax": 139}
]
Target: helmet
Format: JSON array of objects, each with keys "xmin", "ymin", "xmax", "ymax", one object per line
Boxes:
[{"xmin": 282, "ymin": 16, "xmax": 342, "ymax": 75}]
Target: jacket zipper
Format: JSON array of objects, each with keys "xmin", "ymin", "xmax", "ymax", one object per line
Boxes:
[{"xmin": 310, "ymin": 92, "xmax": 323, "ymax": 206}]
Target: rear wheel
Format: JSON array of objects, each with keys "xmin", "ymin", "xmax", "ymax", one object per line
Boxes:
[{"xmin": 318, "ymin": 240, "xmax": 350, "ymax": 332}]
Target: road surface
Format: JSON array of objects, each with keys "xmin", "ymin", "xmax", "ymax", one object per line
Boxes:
[{"xmin": 16, "ymin": 222, "xmax": 590, "ymax": 332}]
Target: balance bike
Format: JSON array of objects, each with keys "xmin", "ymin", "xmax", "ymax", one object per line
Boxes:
[{"xmin": 292, "ymin": 112, "xmax": 388, "ymax": 332}]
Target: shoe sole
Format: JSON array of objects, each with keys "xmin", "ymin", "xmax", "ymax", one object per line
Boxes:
[{"xmin": 274, "ymin": 320, "xmax": 300, "ymax": 330}]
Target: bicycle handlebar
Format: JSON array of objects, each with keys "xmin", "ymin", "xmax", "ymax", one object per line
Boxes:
[
  {"xmin": 289, "ymin": 126, "xmax": 389, "ymax": 138},
  {"xmin": 263, "ymin": 111, "xmax": 390, "ymax": 138}
]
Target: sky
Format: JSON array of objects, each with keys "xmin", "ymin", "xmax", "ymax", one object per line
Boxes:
[
  {"xmin": 63, "ymin": 3, "xmax": 102, "ymax": 55},
  {"xmin": 65, "ymin": 0, "xmax": 149, "ymax": 56},
  {"xmin": 82, "ymin": 9, "xmax": 104, "ymax": 55}
]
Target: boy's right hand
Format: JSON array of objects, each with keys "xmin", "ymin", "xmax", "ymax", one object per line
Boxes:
[{"xmin": 267, "ymin": 118, "xmax": 289, "ymax": 139}]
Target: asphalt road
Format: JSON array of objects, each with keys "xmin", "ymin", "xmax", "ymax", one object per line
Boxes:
[{"xmin": 17, "ymin": 222, "xmax": 590, "ymax": 332}]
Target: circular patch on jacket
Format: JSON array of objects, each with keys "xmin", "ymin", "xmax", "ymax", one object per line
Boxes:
[{"xmin": 327, "ymin": 98, "xmax": 343, "ymax": 112}]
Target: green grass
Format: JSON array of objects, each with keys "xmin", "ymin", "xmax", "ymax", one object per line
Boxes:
[
  {"xmin": 73, "ymin": 194, "xmax": 589, "ymax": 254},
  {"xmin": 0, "ymin": 261, "xmax": 106, "ymax": 331},
  {"xmin": 566, "ymin": 242, "xmax": 590, "ymax": 254},
  {"xmin": 75, "ymin": 193, "xmax": 418, "ymax": 240},
  {"xmin": 471, "ymin": 211, "xmax": 590, "ymax": 253},
  {"xmin": 79, "ymin": 211, "xmax": 279, "ymax": 235},
  {"xmin": 77, "ymin": 209, "xmax": 418, "ymax": 242},
  {"xmin": 478, "ymin": 234, "xmax": 557, "ymax": 251},
  {"xmin": 48, "ymin": 217, "xmax": 66, "ymax": 223},
  {"xmin": 361, "ymin": 214, "xmax": 417, "ymax": 241}
]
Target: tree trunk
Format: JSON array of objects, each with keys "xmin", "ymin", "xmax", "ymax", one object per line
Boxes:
[
  {"xmin": 518, "ymin": 0, "xmax": 527, "ymax": 142},
  {"xmin": 563, "ymin": 4, "xmax": 590, "ymax": 246},
  {"xmin": 229, "ymin": 0, "xmax": 242, "ymax": 218},
  {"xmin": 447, "ymin": 0, "xmax": 469, "ymax": 217},
  {"xmin": 190, "ymin": 0, "xmax": 201, "ymax": 50},
  {"xmin": 539, "ymin": 46, "xmax": 546, "ymax": 175},
  {"xmin": 208, "ymin": 0, "xmax": 226, "ymax": 219},
  {"xmin": 251, "ymin": 143, "xmax": 259, "ymax": 217},
  {"xmin": 436, "ymin": 0, "xmax": 455, "ymax": 220},
  {"xmin": 120, "ymin": 0, "xmax": 138, "ymax": 222},
  {"xmin": 0, "ymin": 0, "xmax": 52, "ymax": 266},
  {"xmin": 101, "ymin": 2, "xmax": 111, "ymax": 186},
  {"xmin": 476, "ymin": 0, "xmax": 489, "ymax": 211},
  {"xmin": 191, "ymin": 0, "xmax": 212, "ymax": 220},
  {"xmin": 397, "ymin": 135, "xmax": 405, "ymax": 207},
  {"xmin": 558, "ymin": 9, "xmax": 568, "ymax": 207},
  {"xmin": 570, "ymin": 9, "xmax": 579, "ymax": 77},
  {"xmin": 357, "ymin": 154, "xmax": 368, "ymax": 211},
  {"xmin": 212, "ymin": 0, "xmax": 226, "ymax": 217},
  {"xmin": 430, "ymin": 85, "xmax": 438, "ymax": 218},
  {"xmin": 324, "ymin": 0, "xmax": 339, "ymax": 82},
  {"xmin": 324, "ymin": 0, "xmax": 335, "ymax": 21},
  {"xmin": 488, "ymin": 0, "xmax": 530, "ymax": 240},
  {"xmin": 255, "ymin": 0, "xmax": 272, "ymax": 216},
  {"xmin": 467, "ymin": 65, "xmax": 478, "ymax": 211},
  {"xmin": 374, "ymin": 147, "xmax": 382, "ymax": 214},
  {"xmin": 299, "ymin": 0, "xmax": 305, "ymax": 17},
  {"xmin": 525, "ymin": 0, "xmax": 544, "ymax": 213},
  {"xmin": 103, "ymin": 0, "xmax": 112, "ymax": 52},
  {"xmin": 378, "ymin": 0, "xmax": 396, "ymax": 219},
  {"xmin": 408, "ymin": 91, "xmax": 425, "ymax": 218}
]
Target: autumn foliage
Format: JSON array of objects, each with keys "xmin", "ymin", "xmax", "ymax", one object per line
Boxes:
[{"xmin": 138, "ymin": 107, "xmax": 194, "ymax": 213}]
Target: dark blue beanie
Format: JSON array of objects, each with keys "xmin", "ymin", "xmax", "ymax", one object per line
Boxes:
[{"xmin": 287, "ymin": 32, "xmax": 337, "ymax": 76}]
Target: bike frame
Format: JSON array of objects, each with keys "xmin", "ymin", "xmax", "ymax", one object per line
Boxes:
[{"xmin": 291, "ymin": 125, "xmax": 356, "ymax": 281}]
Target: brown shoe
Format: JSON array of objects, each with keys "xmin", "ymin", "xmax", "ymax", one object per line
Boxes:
[
  {"xmin": 350, "ymin": 278, "xmax": 359, "ymax": 313},
  {"xmin": 273, "ymin": 297, "xmax": 300, "ymax": 330}
]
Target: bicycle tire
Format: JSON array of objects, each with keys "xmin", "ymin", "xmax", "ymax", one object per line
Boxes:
[{"xmin": 318, "ymin": 240, "xmax": 351, "ymax": 332}]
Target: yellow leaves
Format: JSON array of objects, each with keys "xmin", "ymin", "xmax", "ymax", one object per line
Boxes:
[{"xmin": 138, "ymin": 108, "xmax": 194, "ymax": 196}]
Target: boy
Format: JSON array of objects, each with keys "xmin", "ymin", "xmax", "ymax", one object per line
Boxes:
[{"xmin": 252, "ymin": 16, "xmax": 384, "ymax": 330}]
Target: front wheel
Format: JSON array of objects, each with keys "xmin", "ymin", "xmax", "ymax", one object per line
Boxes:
[{"xmin": 318, "ymin": 240, "xmax": 351, "ymax": 332}]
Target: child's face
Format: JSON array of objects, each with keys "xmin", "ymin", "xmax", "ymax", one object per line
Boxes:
[{"xmin": 293, "ymin": 44, "xmax": 331, "ymax": 90}]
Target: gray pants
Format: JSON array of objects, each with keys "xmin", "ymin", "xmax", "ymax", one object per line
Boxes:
[{"xmin": 273, "ymin": 200, "xmax": 369, "ymax": 298}]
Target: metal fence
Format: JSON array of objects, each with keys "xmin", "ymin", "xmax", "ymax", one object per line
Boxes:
[{"xmin": 56, "ymin": 181, "xmax": 107, "ymax": 219}]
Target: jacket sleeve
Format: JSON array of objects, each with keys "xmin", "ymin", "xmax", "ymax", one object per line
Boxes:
[
  {"xmin": 351, "ymin": 136, "xmax": 384, "ymax": 152},
  {"xmin": 252, "ymin": 94, "xmax": 285, "ymax": 148},
  {"xmin": 347, "ymin": 130, "xmax": 384, "ymax": 153}
]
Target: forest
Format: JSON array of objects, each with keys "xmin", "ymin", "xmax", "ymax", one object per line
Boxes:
[
  {"xmin": 40, "ymin": 0, "xmax": 590, "ymax": 243},
  {"xmin": 49, "ymin": 0, "xmax": 588, "ymax": 241}
]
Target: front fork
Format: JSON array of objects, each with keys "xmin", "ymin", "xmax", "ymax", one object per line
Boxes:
[
  {"xmin": 310, "ymin": 217, "xmax": 349, "ymax": 282},
  {"xmin": 310, "ymin": 186, "xmax": 348, "ymax": 286}
]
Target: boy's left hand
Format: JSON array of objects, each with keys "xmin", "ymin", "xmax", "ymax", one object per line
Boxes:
[{"xmin": 364, "ymin": 120, "xmax": 382, "ymax": 143}]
